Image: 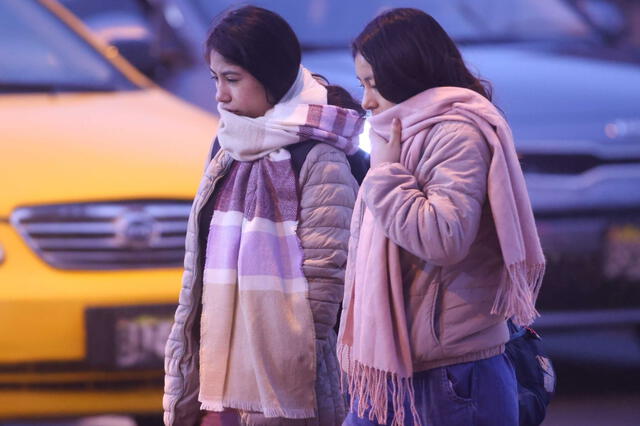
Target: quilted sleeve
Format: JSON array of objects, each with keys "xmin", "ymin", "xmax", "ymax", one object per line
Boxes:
[{"xmin": 297, "ymin": 143, "xmax": 359, "ymax": 340}]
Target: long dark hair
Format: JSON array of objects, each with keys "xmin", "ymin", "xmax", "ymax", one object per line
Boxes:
[
  {"xmin": 352, "ymin": 8, "xmax": 492, "ymax": 104},
  {"xmin": 205, "ymin": 6, "xmax": 301, "ymax": 104}
]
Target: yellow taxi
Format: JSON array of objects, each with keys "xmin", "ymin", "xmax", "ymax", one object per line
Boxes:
[{"xmin": 0, "ymin": 0, "xmax": 216, "ymax": 420}]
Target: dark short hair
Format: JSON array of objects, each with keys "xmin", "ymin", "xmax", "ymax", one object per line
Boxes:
[
  {"xmin": 352, "ymin": 8, "xmax": 492, "ymax": 104},
  {"xmin": 205, "ymin": 6, "xmax": 301, "ymax": 104},
  {"xmin": 311, "ymin": 72, "xmax": 365, "ymax": 116},
  {"xmin": 326, "ymin": 85, "xmax": 366, "ymax": 117}
]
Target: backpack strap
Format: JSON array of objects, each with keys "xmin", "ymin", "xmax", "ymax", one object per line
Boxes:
[
  {"xmin": 347, "ymin": 148, "xmax": 370, "ymax": 185},
  {"xmin": 286, "ymin": 140, "xmax": 319, "ymax": 178}
]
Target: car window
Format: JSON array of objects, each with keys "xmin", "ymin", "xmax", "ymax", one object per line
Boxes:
[
  {"xmin": 58, "ymin": 0, "xmax": 153, "ymax": 45},
  {"xmin": 565, "ymin": 0, "xmax": 640, "ymax": 50},
  {"xmin": 189, "ymin": 0, "xmax": 592, "ymax": 46},
  {"xmin": 59, "ymin": 0, "xmax": 147, "ymax": 19},
  {"xmin": 0, "ymin": 0, "xmax": 137, "ymax": 93}
]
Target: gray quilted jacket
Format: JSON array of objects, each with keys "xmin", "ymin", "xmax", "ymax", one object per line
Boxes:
[{"xmin": 163, "ymin": 142, "xmax": 359, "ymax": 426}]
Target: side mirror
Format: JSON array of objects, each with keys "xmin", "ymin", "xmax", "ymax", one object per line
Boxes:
[
  {"xmin": 84, "ymin": 11, "xmax": 158, "ymax": 77},
  {"xmin": 109, "ymin": 37, "xmax": 156, "ymax": 77}
]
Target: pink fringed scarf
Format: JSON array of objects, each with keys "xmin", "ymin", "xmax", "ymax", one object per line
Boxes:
[{"xmin": 338, "ymin": 87, "xmax": 545, "ymax": 425}]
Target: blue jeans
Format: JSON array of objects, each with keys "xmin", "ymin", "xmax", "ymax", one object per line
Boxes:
[{"xmin": 343, "ymin": 354, "xmax": 518, "ymax": 426}]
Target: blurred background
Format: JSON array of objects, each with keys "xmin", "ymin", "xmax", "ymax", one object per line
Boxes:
[{"xmin": 1, "ymin": 0, "xmax": 640, "ymax": 425}]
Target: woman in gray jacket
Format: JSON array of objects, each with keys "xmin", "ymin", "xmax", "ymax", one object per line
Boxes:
[{"xmin": 163, "ymin": 6, "xmax": 365, "ymax": 426}]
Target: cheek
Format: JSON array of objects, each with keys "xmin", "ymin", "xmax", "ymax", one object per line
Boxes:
[
  {"xmin": 235, "ymin": 82, "xmax": 271, "ymax": 117},
  {"xmin": 252, "ymin": 83, "xmax": 270, "ymax": 105},
  {"xmin": 229, "ymin": 86, "xmax": 251, "ymax": 108},
  {"xmin": 238, "ymin": 83, "xmax": 264, "ymax": 106},
  {"xmin": 377, "ymin": 95, "xmax": 396, "ymax": 112}
]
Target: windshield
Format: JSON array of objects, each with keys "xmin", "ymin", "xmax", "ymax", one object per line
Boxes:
[
  {"xmin": 564, "ymin": 0, "xmax": 639, "ymax": 47},
  {"xmin": 190, "ymin": 0, "xmax": 593, "ymax": 47},
  {"xmin": 0, "ymin": 0, "xmax": 136, "ymax": 93}
]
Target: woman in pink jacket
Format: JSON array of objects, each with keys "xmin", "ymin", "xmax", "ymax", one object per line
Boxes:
[{"xmin": 338, "ymin": 8, "xmax": 546, "ymax": 426}]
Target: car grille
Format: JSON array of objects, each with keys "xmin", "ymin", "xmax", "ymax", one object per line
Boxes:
[
  {"xmin": 0, "ymin": 372, "xmax": 164, "ymax": 391},
  {"xmin": 10, "ymin": 200, "xmax": 192, "ymax": 270},
  {"xmin": 535, "ymin": 210, "xmax": 640, "ymax": 311}
]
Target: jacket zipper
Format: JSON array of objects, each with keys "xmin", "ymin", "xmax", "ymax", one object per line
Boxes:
[{"xmin": 171, "ymin": 159, "xmax": 232, "ymax": 424}]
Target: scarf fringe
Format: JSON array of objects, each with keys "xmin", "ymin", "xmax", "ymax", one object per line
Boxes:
[
  {"xmin": 491, "ymin": 261, "xmax": 545, "ymax": 326},
  {"xmin": 338, "ymin": 346, "xmax": 422, "ymax": 426},
  {"xmin": 200, "ymin": 400, "xmax": 316, "ymax": 419}
]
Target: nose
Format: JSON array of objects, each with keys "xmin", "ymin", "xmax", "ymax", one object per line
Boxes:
[
  {"xmin": 361, "ymin": 88, "xmax": 377, "ymax": 112},
  {"xmin": 215, "ymin": 82, "xmax": 231, "ymax": 103}
]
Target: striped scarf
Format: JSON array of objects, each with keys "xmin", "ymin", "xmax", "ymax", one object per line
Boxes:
[{"xmin": 199, "ymin": 67, "xmax": 363, "ymax": 418}]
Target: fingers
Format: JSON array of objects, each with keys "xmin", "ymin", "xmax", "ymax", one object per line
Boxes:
[
  {"xmin": 390, "ymin": 117, "xmax": 402, "ymax": 145},
  {"xmin": 369, "ymin": 119, "xmax": 402, "ymax": 147}
]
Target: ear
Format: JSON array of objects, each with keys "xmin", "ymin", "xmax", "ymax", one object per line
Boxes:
[
  {"xmin": 265, "ymin": 91, "xmax": 277, "ymax": 105},
  {"xmin": 311, "ymin": 73, "xmax": 329, "ymax": 86}
]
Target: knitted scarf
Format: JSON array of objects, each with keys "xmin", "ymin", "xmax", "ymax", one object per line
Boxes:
[
  {"xmin": 199, "ymin": 67, "xmax": 363, "ymax": 418},
  {"xmin": 338, "ymin": 87, "xmax": 545, "ymax": 425}
]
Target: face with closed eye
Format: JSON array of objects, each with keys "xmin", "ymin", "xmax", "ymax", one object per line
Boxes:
[
  {"xmin": 354, "ymin": 53, "xmax": 396, "ymax": 116},
  {"xmin": 209, "ymin": 49, "xmax": 273, "ymax": 118}
]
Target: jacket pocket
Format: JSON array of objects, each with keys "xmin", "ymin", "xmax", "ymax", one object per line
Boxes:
[
  {"xmin": 429, "ymin": 281, "xmax": 442, "ymax": 345},
  {"xmin": 406, "ymin": 281, "xmax": 442, "ymax": 362},
  {"xmin": 441, "ymin": 361, "xmax": 475, "ymax": 403}
]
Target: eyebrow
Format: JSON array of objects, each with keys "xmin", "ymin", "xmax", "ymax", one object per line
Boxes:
[{"xmin": 209, "ymin": 69, "xmax": 241, "ymax": 77}]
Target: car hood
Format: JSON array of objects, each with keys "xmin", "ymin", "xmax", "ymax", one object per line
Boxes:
[
  {"xmin": 462, "ymin": 44, "xmax": 640, "ymax": 149},
  {"xmin": 0, "ymin": 88, "xmax": 217, "ymax": 215},
  {"xmin": 303, "ymin": 44, "xmax": 640, "ymax": 151}
]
